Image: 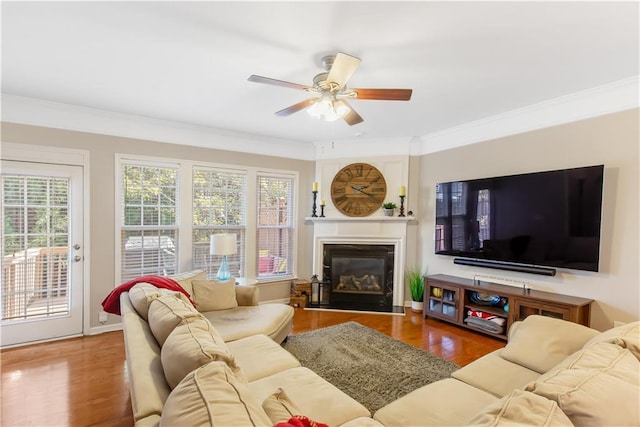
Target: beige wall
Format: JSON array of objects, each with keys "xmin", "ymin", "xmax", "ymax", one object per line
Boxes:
[
  {"xmin": 1, "ymin": 123, "xmax": 315, "ymax": 329},
  {"xmin": 417, "ymin": 109, "xmax": 639, "ymax": 330},
  {"xmin": 3, "ymin": 108, "xmax": 638, "ymax": 333}
]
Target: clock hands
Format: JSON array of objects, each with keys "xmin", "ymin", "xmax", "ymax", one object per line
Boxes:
[{"xmin": 350, "ymin": 185, "xmax": 380, "ymax": 202}]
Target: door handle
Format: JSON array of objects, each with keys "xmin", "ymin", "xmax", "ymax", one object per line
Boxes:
[
  {"xmin": 74, "ymin": 255, "xmax": 82, "ymax": 262},
  {"xmin": 74, "ymin": 244, "xmax": 81, "ymax": 250}
]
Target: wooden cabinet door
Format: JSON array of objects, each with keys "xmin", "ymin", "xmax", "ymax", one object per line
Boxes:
[
  {"xmin": 512, "ymin": 298, "xmax": 573, "ymax": 322},
  {"xmin": 424, "ymin": 281, "xmax": 461, "ymax": 322}
]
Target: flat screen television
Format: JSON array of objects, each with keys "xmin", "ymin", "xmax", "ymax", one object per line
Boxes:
[{"xmin": 435, "ymin": 165, "xmax": 604, "ymax": 273}]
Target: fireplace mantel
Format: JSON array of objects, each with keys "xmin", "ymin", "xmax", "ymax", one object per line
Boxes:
[
  {"xmin": 305, "ymin": 216, "xmax": 415, "ymax": 223},
  {"xmin": 309, "ymin": 214, "xmax": 413, "ymax": 309}
]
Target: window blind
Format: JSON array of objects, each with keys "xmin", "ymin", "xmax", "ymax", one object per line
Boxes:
[
  {"xmin": 120, "ymin": 163, "xmax": 178, "ymax": 281},
  {"xmin": 192, "ymin": 168, "xmax": 247, "ymax": 278},
  {"xmin": 256, "ymin": 173, "xmax": 294, "ymax": 278}
]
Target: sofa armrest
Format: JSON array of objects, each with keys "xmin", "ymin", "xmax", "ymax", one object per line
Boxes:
[{"xmin": 235, "ymin": 285, "xmax": 259, "ymax": 306}]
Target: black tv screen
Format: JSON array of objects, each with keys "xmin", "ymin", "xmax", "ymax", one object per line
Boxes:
[{"xmin": 435, "ymin": 165, "xmax": 604, "ymax": 272}]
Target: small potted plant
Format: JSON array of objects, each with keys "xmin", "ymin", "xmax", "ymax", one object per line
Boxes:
[
  {"xmin": 406, "ymin": 269, "xmax": 425, "ymax": 312},
  {"xmin": 382, "ymin": 202, "xmax": 397, "ymax": 216}
]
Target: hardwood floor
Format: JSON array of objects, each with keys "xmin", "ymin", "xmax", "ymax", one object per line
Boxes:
[{"xmin": 1, "ymin": 308, "xmax": 504, "ymax": 426}]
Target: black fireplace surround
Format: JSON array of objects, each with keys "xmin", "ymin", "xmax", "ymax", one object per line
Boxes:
[{"xmin": 322, "ymin": 243, "xmax": 394, "ymax": 312}]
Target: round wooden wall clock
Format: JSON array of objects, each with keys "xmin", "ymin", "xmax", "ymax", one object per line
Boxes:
[{"xmin": 330, "ymin": 163, "xmax": 387, "ymax": 217}]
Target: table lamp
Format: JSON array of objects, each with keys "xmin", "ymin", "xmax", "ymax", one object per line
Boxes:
[{"xmin": 210, "ymin": 234, "xmax": 237, "ymax": 281}]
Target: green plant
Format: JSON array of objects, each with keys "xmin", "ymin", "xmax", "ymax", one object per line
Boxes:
[
  {"xmin": 382, "ymin": 202, "xmax": 397, "ymax": 209},
  {"xmin": 406, "ymin": 269, "xmax": 425, "ymax": 302}
]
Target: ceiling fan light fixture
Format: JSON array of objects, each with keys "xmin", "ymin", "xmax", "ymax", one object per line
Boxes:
[{"xmin": 307, "ymin": 95, "xmax": 349, "ymax": 122}]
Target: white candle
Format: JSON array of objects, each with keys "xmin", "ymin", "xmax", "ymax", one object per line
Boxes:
[
  {"xmin": 399, "ymin": 185, "xmax": 406, "ymax": 196},
  {"xmin": 320, "ymin": 199, "xmax": 326, "ymax": 206},
  {"xmin": 312, "ymin": 182, "xmax": 318, "ymax": 192}
]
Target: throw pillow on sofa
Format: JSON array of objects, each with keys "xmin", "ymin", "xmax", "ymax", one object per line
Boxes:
[
  {"xmin": 161, "ymin": 317, "xmax": 243, "ymax": 389},
  {"xmin": 191, "ymin": 278, "xmax": 238, "ymax": 311},
  {"xmin": 501, "ymin": 315, "xmax": 599, "ymax": 373},
  {"xmin": 148, "ymin": 294, "xmax": 204, "ymax": 345},
  {"xmin": 168, "ymin": 269, "xmax": 207, "ymax": 296},
  {"xmin": 468, "ymin": 389, "xmax": 573, "ymax": 426},
  {"xmin": 160, "ymin": 361, "xmax": 272, "ymax": 427}
]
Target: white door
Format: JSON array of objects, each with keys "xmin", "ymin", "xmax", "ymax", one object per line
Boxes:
[{"xmin": 1, "ymin": 160, "xmax": 84, "ymax": 346}]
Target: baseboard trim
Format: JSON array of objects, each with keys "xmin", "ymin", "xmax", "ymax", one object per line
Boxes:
[{"xmin": 87, "ymin": 323, "xmax": 123, "ymax": 335}]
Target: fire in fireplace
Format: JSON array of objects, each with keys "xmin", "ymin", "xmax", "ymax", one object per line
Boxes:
[{"xmin": 322, "ymin": 244, "xmax": 394, "ymax": 312}]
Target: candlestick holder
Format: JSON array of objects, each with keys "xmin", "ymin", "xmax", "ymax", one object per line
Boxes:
[
  {"xmin": 399, "ymin": 195, "xmax": 406, "ymax": 217},
  {"xmin": 320, "ymin": 204, "xmax": 325, "ymax": 217},
  {"xmin": 311, "ymin": 191, "xmax": 318, "ymax": 217}
]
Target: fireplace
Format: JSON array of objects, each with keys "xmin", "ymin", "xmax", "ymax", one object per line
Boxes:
[{"xmin": 323, "ymin": 244, "xmax": 394, "ymax": 312}]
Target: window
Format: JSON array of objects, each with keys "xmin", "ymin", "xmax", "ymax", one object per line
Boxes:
[
  {"xmin": 116, "ymin": 155, "xmax": 297, "ymax": 283},
  {"xmin": 192, "ymin": 168, "xmax": 246, "ymax": 278},
  {"xmin": 120, "ymin": 162, "xmax": 178, "ymax": 281},
  {"xmin": 256, "ymin": 173, "xmax": 295, "ymax": 278}
]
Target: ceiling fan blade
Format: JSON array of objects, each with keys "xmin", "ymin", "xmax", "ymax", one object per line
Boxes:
[
  {"xmin": 326, "ymin": 52, "xmax": 361, "ymax": 90},
  {"xmin": 351, "ymin": 88, "xmax": 413, "ymax": 101},
  {"xmin": 275, "ymin": 98, "xmax": 316, "ymax": 116},
  {"xmin": 248, "ymin": 75, "xmax": 312, "ymax": 91},
  {"xmin": 336, "ymin": 100, "xmax": 363, "ymax": 126}
]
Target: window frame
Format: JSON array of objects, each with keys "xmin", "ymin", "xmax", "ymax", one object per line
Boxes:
[{"xmin": 115, "ymin": 154, "xmax": 298, "ymax": 285}]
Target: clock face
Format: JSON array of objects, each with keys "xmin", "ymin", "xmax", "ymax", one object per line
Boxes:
[{"xmin": 331, "ymin": 163, "xmax": 387, "ymax": 217}]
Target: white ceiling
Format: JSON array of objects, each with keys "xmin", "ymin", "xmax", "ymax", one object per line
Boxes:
[{"xmin": 2, "ymin": 1, "xmax": 638, "ymax": 150}]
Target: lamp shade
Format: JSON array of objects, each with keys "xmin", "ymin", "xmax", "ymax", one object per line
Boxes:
[{"xmin": 210, "ymin": 234, "xmax": 237, "ymax": 256}]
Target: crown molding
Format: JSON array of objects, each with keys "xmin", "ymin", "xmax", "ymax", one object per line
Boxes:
[
  {"xmin": 2, "ymin": 75, "xmax": 637, "ymax": 160},
  {"xmin": 418, "ymin": 76, "xmax": 639, "ymax": 155},
  {"xmin": 0, "ymin": 94, "xmax": 314, "ymax": 161}
]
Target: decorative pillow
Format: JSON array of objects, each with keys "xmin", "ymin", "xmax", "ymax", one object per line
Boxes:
[
  {"xmin": 501, "ymin": 315, "xmax": 599, "ymax": 373},
  {"xmin": 168, "ymin": 269, "xmax": 207, "ymax": 296},
  {"xmin": 128, "ymin": 283, "xmax": 163, "ymax": 320},
  {"xmin": 468, "ymin": 389, "xmax": 573, "ymax": 426},
  {"xmin": 191, "ymin": 279, "xmax": 238, "ymax": 311},
  {"xmin": 161, "ymin": 317, "xmax": 243, "ymax": 389},
  {"xmin": 262, "ymin": 388, "xmax": 302, "ymax": 424},
  {"xmin": 584, "ymin": 321, "xmax": 640, "ymax": 360},
  {"xmin": 147, "ymin": 294, "xmax": 203, "ymax": 346},
  {"xmin": 159, "ymin": 361, "xmax": 272, "ymax": 427},
  {"xmin": 525, "ymin": 342, "xmax": 640, "ymax": 426}
]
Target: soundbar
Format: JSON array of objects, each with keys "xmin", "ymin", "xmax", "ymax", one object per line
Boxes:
[{"xmin": 453, "ymin": 258, "xmax": 557, "ymax": 276}]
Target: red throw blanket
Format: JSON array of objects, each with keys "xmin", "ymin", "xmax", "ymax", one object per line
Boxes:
[
  {"xmin": 275, "ymin": 416, "xmax": 328, "ymax": 427},
  {"xmin": 101, "ymin": 275, "xmax": 195, "ymax": 315}
]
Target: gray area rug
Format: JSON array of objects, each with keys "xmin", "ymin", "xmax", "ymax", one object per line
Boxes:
[{"xmin": 282, "ymin": 321, "xmax": 459, "ymax": 413}]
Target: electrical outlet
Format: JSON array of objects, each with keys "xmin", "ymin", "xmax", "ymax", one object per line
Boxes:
[
  {"xmin": 613, "ymin": 320, "xmax": 625, "ymax": 328},
  {"xmin": 99, "ymin": 311, "xmax": 108, "ymax": 323}
]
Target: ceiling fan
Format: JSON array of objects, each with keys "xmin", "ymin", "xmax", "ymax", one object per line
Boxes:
[{"xmin": 248, "ymin": 52, "xmax": 412, "ymax": 126}]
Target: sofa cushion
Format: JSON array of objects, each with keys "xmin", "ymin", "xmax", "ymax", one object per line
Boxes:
[
  {"xmin": 168, "ymin": 269, "xmax": 206, "ymax": 296},
  {"xmin": 262, "ymin": 388, "xmax": 302, "ymax": 424},
  {"xmin": 525, "ymin": 342, "xmax": 640, "ymax": 426},
  {"xmin": 468, "ymin": 389, "xmax": 573, "ymax": 426},
  {"xmin": 373, "ymin": 378, "xmax": 497, "ymax": 426},
  {"xmin": 501, "ymin": 315, "xmax": 599, "ymax": 373},
  {"xmin": 226, "ymin": 334, "xmax": 300, "ymax": 382},
  {"xmin": 249, "ymin": 367, "xmax": 370, "ymax": 427},
  {"xmin": 161, "ymin": 317, "xmax": 242, "ymax": 389},
  {"xmin": 128, "ymin": 282, "xmax": 193, "ymax": 320},
  {"xmin": 147, "ymin": 294, "xmax": 203, "ymax": 346},
  {"xmin": 202, "ymin": 303, "xmax": 294, "ymax": 343},
  {"xmin": 451, "ymin": 349, "xmax": 541, "ymax": 397},
  {"xmin": 159, "ymin": 361, "xmax": 272, "ymax": 427},
  {"xmin": 191, "ymin": 278, "xmax": 238, "ymax": 311},
  {"xmin": 584, "ymin": 320, "xmax": 640, "ymax": 360},
  {"xmin": 129, "ymin": 283, "xmax": 163, "ymax": 321}
]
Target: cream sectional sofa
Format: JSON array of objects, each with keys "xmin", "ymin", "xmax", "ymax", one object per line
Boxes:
[{"xmin": 120, "ymin": 270, "xmax": 640, "ymax": 426}]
